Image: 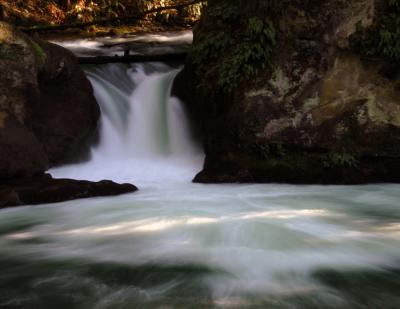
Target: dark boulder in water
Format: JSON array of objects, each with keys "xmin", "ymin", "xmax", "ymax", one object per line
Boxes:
[{"xmin": 0, "ymin": 174, "xmax": 138, "ymax": 207}]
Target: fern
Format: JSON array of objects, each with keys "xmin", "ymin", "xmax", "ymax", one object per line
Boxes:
[
  {"xmin": 350, "ymin": 0, "xmax": 400, "ymax": 62},
  {"xmin": 190, "ymin": 6, "xmax": 277, "ymax": 94}
]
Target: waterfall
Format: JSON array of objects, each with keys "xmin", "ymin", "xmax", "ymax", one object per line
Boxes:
[
  {"xmin": 50, "ymin": 63, "xmax": 204, "ymax": 187},
  {"xmin": 4, "ymin": 62, "xmax": 400, "ymax": 309}
]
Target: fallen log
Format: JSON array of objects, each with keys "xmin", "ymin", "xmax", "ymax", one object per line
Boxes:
[
  {"xmin": 19, "ymin": 0, "xmax": 206, "ymax": 33},
  {"xmin": 78, "ymin": 51, "xmax": 188, "ymax": 64}
]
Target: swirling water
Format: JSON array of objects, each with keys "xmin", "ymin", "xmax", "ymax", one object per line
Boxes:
[{"xmin": 1, "ymin": 64, "xmax": 400, "ymax": 309}]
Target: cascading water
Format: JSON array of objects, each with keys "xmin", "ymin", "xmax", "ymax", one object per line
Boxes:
[
  {"xmin": 1, "ymin": 61, "xmax": 400, "ymax": 309},
  {"xmin": 50, "ymin": 63, "xmax": 204, "ymax": 187}
]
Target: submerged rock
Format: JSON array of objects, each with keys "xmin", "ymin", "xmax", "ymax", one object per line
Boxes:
[
  {"xmin": 0, "ymin": 174, "xmax": 137, "ymax": 207},
  {"xmin": 174, "ymin": 0, "xmax": 400, "ymax": 184}
]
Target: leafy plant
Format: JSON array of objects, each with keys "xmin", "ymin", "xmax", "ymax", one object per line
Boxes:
[
  {"xmin": 322, "ymin": 152, "xmax": 359, "ymax": 169},
  {"xmin": 190, "ymin": 4, "xmax": 277, "ymax": 94},
  {"xmin": 216, "ymin": 17, "xmax": 276, "ymax": 91},
  {"xmin": 350, "ymin": 0, "xmax": 400, "ymax": 62}
]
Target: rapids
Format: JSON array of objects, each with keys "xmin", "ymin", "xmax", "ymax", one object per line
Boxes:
[{"xmin": 0, "ymin": 63, "xmax": 399, "ymax": 309}]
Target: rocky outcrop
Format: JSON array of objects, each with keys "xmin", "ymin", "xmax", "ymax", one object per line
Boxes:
[
  {"xmin": 0, "ymin": 22, "xmax": 49, "ymax": 178},
  {"xmin": 0, "ymin": 21, "xmax": 99, "ymax": 175},
  {"xmin": 33, "ymin": 41, "xmax": 100, "ymax": 165},
  {"xmin": 0, "ymin": 21, "xmax": 136, "ymax": 205},
  {"xmin": 174, "ymin": 0, "xmax": 400, "ymax": 184},
  {"xmin": 0, "ymin": 174, "xmax": 137, "ymax": 207},
  {"xmin": 0, "ymin": 115, "xmax": 48, "ymax": 179}
]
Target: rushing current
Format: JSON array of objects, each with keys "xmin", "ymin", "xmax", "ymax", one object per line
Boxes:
[{"xmin": 1, "ymin": 63, "xmax": 400, "ymax": 309}]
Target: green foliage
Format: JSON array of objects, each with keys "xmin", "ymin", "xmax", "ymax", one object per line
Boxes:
[
  {"xmin": 191, "ymin": 31, "xmax": 232, "ymax": 67},
  {"xmin": 254, "ymin": 141, "xmax": 286, "ymax": 159},
  {"xmin": 190, "ymin": 3, "xmax": 277, "ymax": 94},
  {"xmin": 101, "ymin": 0, "xmax": 126, "ymax": 18},
  {"xmin": 67, "ymin": 0, "xmax": 127, "ymax": 21},
  {"xmin": 202, "ymin": 1, "xmax": 239, "ymax": 24},
  {"xmin": 350, "ymin": 0, "xmax": 400, "ymax": 62},
  {"xmin": 216, "ymin": 18, "xmax": 276, "ymax": 91},
  {"xmin": 322, "ymin": 152, "xmax": 359, "ymax": 169}
]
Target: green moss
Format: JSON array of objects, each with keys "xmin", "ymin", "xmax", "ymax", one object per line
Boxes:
[
  {"xmin": 350, "ymin": 0, "xmax": 400, "ymax": 62},
  {"xmin": 28, "ymin": 39, "xmax": 47, "ymax": 70}
]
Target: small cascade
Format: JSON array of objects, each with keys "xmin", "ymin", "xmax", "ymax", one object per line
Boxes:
[{"xmin": 50, "ymin": 63, "xmax": 204, "ymax": 187}]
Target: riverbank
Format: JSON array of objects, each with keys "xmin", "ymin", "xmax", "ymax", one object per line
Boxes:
[{"xmin": 0, "ymin": 0, "xmax": 203, "ymax": 41}]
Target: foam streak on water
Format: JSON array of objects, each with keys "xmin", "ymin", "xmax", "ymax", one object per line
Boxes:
[{"xmin": 1, "ymin": 184, "xmax": 400, "ymax": 308}]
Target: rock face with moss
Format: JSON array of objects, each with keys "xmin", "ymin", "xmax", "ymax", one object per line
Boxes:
[
  {"xmin": 0, "ymin": 21, "xmax": 100, "ymax": 175},
  {"xmin": 174, "ymin": 0, "xmax": 400, "ymax": 184},
  {"xmin": 0, "ymin": 22, "xmax": 49, "ymax": 179}
]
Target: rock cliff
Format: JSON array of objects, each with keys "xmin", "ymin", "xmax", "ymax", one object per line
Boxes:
[{"xmin": 174, "ymin": 0, "xmax": 400, "ymax": 183}]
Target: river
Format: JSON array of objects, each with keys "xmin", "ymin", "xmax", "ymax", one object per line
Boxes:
[{"xmin": 0, "ymin": 61, "xmax": 399, "ymax": 308}]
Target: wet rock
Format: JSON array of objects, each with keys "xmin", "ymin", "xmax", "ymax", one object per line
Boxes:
[
  {"xmin": 0, "ymin": 22, "xmax": 39, "ymax": 125},
  {"xmin": 0, "ymin": 174, "xmax": 138, "ymax": 207},
  {"xmin": 33, "ymin": 41, "xmax": 100, "ymax": 165},
  {"xmin": 0, "ymin": 21, "xmax": 100, "ymax": 180},
  {"xmin": 0, "ymin": 115, "xmax": 48, "ymax": 179},
  {"xmin": 0, "ymin": 22, "xmax": 48, "ymax": 179}
]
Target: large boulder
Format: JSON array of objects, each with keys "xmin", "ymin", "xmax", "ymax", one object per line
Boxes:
[
  {"xmin": 0, "ymin": 21, "xmax": 100, "ymax": 178},
  {"xmin": 0, "ymin": 22, "xmax": 48, "ymax": 179},
  {"xmin": 33, "ymin": 41, "xmax": 100, "ymax": 165},
  {"xmin": 174, "ymin": 0, "xmax": 400, "ymax": 184},
  {"xmin": 0, "ymin": 115, "xmax": 48, "ymax": 179}
]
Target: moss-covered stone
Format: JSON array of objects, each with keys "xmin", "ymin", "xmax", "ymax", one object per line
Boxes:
[
  {"xmin": 28, "ymin": 38, "xmax": 47, "ymax": 70},
  {"xmin": 0, "ymin": 21, "xmax": 100, "ymax": 179}
]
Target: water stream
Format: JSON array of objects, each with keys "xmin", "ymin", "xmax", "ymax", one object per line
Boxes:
[
  {"xmin": 0, "ymin": 63, "xmax": 400, "ymax": 308},
  {"xmin": 51, "ymin": 63, "xmax": 203, "ymax": 187}
]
